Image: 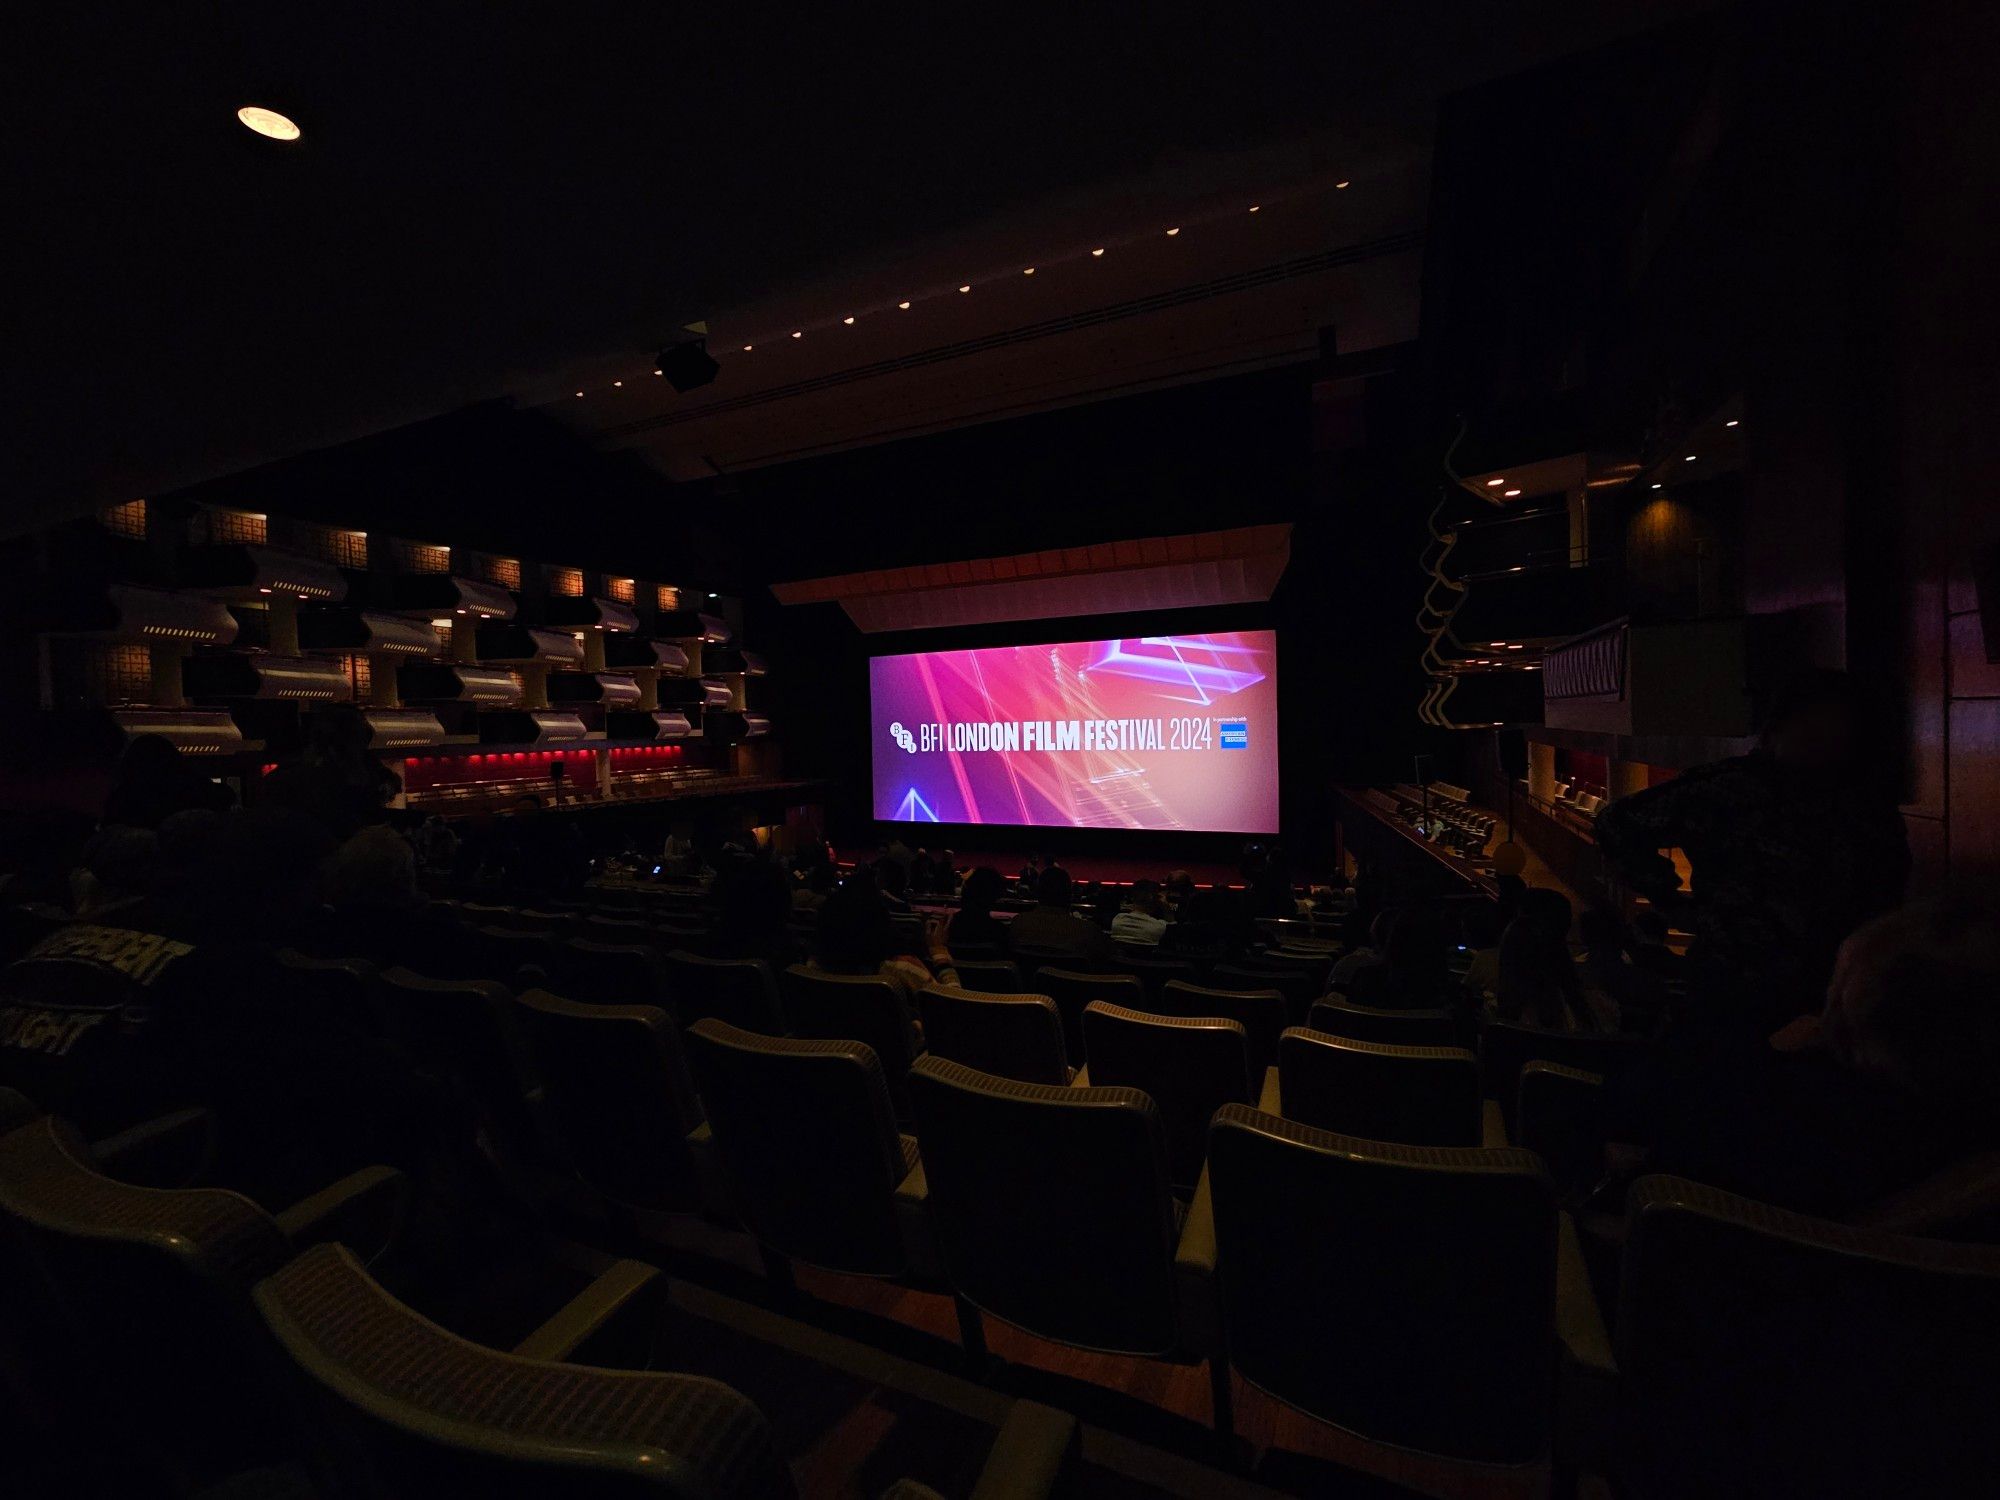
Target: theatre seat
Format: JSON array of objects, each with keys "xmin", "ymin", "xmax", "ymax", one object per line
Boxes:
[
  {"xmin": 917, "ymin": 985, "xmax": 1071, "ymax": 1086},
  {"xmin": 1, "ymin": 1084, "xmax": 40, "ymax": 1136},
  {"xmin": 1162, "ymin": 980, "xmax": 1287, "ymax": 1079},
  {"xmin": 1211, "ymin": 962, "xmax": 1318, "ymax": 1021},
  {"xmin": 378, "ymin": 968, "xmax": 543, "ymax": 1156},
  {"xmin": 1615, "ymin": 1175, "xmax": 2000, "ymax": 1497},
  {"xmin": 878, "ymin": 1400, "xmax": 1077, "ymax": 1500},
  {"xmin": 1034, "ymin": 967, "xmax": 1146, "ymax": 1058},
  {"xmin": 551, "ymin": 939, "xmax": 675, "ymax": 1009},
  {"xmin": 1199, "ymin": 1105, "xmax": 1577, "ymax": 1463},
  {"xmin": 513, "ymin": 990, "xmax": 705, "ymax": 1215},
  {"xmin": 0, "ymin": 1115, "xmax": 407, "ymax": 1477},
  {"xmin": 950, "ymin": 957, "xmax": 1025, "ymax": 993},
  {"xmin": 780, "ymin": 966, "xmax": 922, "ymax": 1119},
  {"xmin": 904, "ymin": 1057, "xmax": 1199, "ymax": 1363},
  {"xmin": 1515, "ymin": 1061, "xmax": 1608, "ymax": 1204},
  {"xmin": 1307, "ymin": 997, "xmax": 1461, "ymax": 1048},
  {"xmin": 685, "ymin": 1019, "xmax": 922, "ymax": 1280},
  {"xmin": 1080, "ymin": 1003, "xmax": 1256, "ymax": 1193},
  {"xmin": 1479, "ymin": 1022, "xmax": 1649, "ymax": 1135},
  {"xmin": 1104, "ymin": 951, "xmax": 1198, "ymax": 1005},
  {"xmin": 1275, "ymin": 1029, "xmax": 1492, "ymax": 1147},
  {"xmin": 275, "ymin": 948, "xmax": 386, "ymax": 1035},
  {"xmin": 662, "ymin": 949, "xmax": 785, "ymax": 1033},
  {"xmin": 253, "ymin": 1241, "xmax": 793, "ymax": 1499}
]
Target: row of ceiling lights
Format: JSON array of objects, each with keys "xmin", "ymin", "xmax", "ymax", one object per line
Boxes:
[{"xmin": 570, "ymin": 183, "xmax": 1352, "ymax": 399}]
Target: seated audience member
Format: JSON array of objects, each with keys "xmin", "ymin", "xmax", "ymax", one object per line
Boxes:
[
  {"xmin": 810, "ymin": 878, "xmax": 955, "ymax": 1017},
  {"xmin": 875, "ymin": 856, "xmax": 915, "ymax": 912},
  {"xmin": 1459, "ymin": 901, "xmax": 1506, "ymax": 1001},
  {"xmin": 1110, "ymin": 879, "xmax": 1169, "ymax": 946},
  {"xmin": 885, "ymin": 836, "xmax": 917, "ymax": 872},
  {"xmin": 945, "ymin": 866, "xmax": 1008, "ymax": 950},
  {"xmin": 1016, "ymin": 855, "xmax": 1041, "ymax": 892},
  {"xmin": 1164, "ymin": 869, "xmax": 1197, "ymax": 913},
  {"xmin": 1331, "ymin": 909, "xmax": 1390, "ymax": 987},
  {"xmin": 1577, "ymin": 906, "xmax": 1670, "ymax": 1035},
  {"xmin": 1346, "ymin": 904, "xmax": 1454, "ymax": 1009},
  {"xmin": 501, "ymin": 793, "xmax": 589, "ymax": 898},
  {"xmin": 932, "ymin": 849, "xmax": 960, "ymax": 896},
  {"xmin": 315, "ymin": 823, "xmax": 455, "ymax": 968},
  {"xmin": 1494, "ymin": 888, "xmax": 1588, "ymax": 1030},
  {"xmin": 1243, "ymin": 851, "xmax": 1297, "ymax": 919},
  {"xmin": 908, "ymin": 848, "xmax": 935, "ymax": 896},
  {"xmin": 259, "ymin": 704, "xmax": 399, "ymax": 842},
  {"xmin": 412, "ymin": 814, "xmax": 458, "ymax": 874},
  {"xmin": 1006, "ymin": 866, "xmax": 1112, "ymax": 963},
  {"xmin": 710, "ymin": 856, "xmax": 800, "ymax": 966},
  {"xmin": 101, "ymin": 733, "xmax": 236, "ymax": 831},
  {"xmin": 1618, "ymin": 889, "xmax": 2000, "ymax": 1220},
  {"xmin": 660, "ymin": 823, "xmax": 700, "ymax": 876}
]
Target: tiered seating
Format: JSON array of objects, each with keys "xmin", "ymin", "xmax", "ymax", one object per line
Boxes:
[
  {"xmin": 1079, "ymin": 1003, "xmax": 1262, "ymax": 1193},
  {"xmin": 917, "ymin": 984, "xmax": 1071, "ymax": 1085}
]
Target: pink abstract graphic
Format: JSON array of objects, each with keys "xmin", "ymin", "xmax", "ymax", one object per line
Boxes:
[{"xmin": 870, "ymin": 631, "xmax": 1279, "ymax": 832}]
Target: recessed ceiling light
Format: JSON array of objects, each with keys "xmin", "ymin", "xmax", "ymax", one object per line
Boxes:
[
  {"xmin": 1652, "ymin": 482, "xmax": 1663, "ymax": 489},
  {"xmin": 1504, "ymin": 488, "xmax": 1522, "ymax": 497},
  {"xmin": 430, "ymin": 619, "xmax": 453, "ymax": 629},
  {"xmin": 574, "ymin": 391, "xmax": 583, "ymax": 398},
  {"xmin": 791, "ymin": 330, "xmax": 802, "ymax": 338},
  {"xmin": 1023, "ymin": 267, "xmax": 1035, "ymax": 275},
  {"xmin": 898, "ymin": 300, "xmax": 911, "ymax": 309},
  {"xmin": 1249, "ymin": 205, "xmax": 1261, "ymax": 213},
  {"xmin": 1486, "ymin": 478, "xmax": 1505, "ymax": 487},
  {"xmin": 1507, "ymin": 644, "xmax": 1523, "ymax": 651},
  {"xmin": 741, "ymin": 344, "xmax": 752, "ymax": 352},
  {"xmin": 1685, "ymin": 454, "xmax": 1698, "ymax": 462},
  {"xmin": 1091, "ymin": 247, "xmax": 1104, "ymax": 257},
  {"xmin": 1165, "ymin": 227, "xmax": 1180, "ymax": 236},
  {"xmin": 1725, "ymin": 418, "xmax": 1740, "ymax": 427},
  {"xmin": 843, "ymin": 315, "xmax": 855, "ymax": 324},
  {"xmin": 237, "ymin": 105, "xmax": 301, "ymax": 141},
  {"xmin": 653, "ymin": 368, "xmax": 663, "ymax": 375},
  {"xmin": 958, "ymin": 284, "xmax": 971, "ymax": 293},
  {"xmin": 612, "ymin": 380, "xmax": 622, "ymax": 387},
  {"xmin": 1335, "ymin": 179, "xmax": 1350, "ymax": 189}
]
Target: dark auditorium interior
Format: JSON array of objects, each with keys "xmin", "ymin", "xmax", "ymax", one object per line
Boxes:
[{"xmin": 6, "ymin": 4, "xmax": 2000, "ymax": 1497}]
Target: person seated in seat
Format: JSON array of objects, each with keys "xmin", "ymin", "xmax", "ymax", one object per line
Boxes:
[
  {"xmin": 945, "ymin": 866, "xmax": 1008, "ymax": 950},
  {"xmin": 809, "ymin": 876, "xmax": 955, "ymax": 1019},
  {"xmin": 931, "ymin": 849, "xmax": 961, "ymax": 897},
  {"xmin": 315, "ymin": 823, "xmax": 458, "ymax": 969},
  {"xmin": 1459, "ymin": 901, "xmax": 1507, "ymax": 1004},
  {"xmin": 101, "ymin": 733, "xmax": 235, "ymax": 831},
  {"xmin": 1110, "ymin": 879, "xmax": 1169, "ymax": 946},
  {"xmin": 1346, "ymin": 904, "xmax": 1454, "ymax": 1010},
  {"xmin": 1006, "ymin": 867, "xmax": 1111, "ymax": 964},
  {"xmin": 1494, "ymin": 888, "xmax": 1590, "ymax": 1029},
  {"xmin": 1577, "ymin": 906, "xmax": 1670, "ymax": 1036},
  {"xmin": 1331, "ymin": 909, "xmax": 1390, "ymax": 988},
  {"xmin": 1611, "ymin": 888, "xmax": 2000, "ymax": 1221},
  {"xmin": 875, "ymin": 857, "xmax": 915, "ymax": 913},
  {"xmin": 710, "ymin": 855, "xmax": 801, "ymax": 967}
]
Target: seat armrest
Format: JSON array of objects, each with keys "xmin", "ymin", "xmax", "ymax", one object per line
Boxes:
[
  {"xmin": 1553, "ymin": 1209, "xmax": 1617, "ymax": 1471},
  {"xmin": 1069, "ymin": 1064, "xmax": 1090, "ymax": 1088},
  {"xmin": 687, "ymin": 1119, "xmax": 737, "ymax": 1221},
  {"xmin": 1173, "ymin": 1164, "xmax": 1219, "ymax": 1355},
  {"xmin": 274, "ymin": 1165, "xmax": 409, "ymax": 1264},
  {"xmin": 1256, "ymin": 1065, "xmax": 1281, "ymax": 1116},
  {"xmin": 894, "ymin": 1158, "xmax": 944, "ymax": 1284},
  {"xmin": 511, "ymin": 1258, "xmax": 662, "ymax": 1365},
  {"xmin": 968, "ymin": 1399, "xmax": 1079, "ymax": 1500},
  {"xmin": 1480, "ymin": 1097, "xmax": 1509, "ymax": 1149},
  {"xmin": 91, "ymin": 1106, "xmax": 214, "ymax": 1187}
]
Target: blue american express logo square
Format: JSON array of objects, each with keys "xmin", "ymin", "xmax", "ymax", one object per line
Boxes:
[{"xmin": 1219, "ymin": 719, "xmax": 1249, "ymax": 749}]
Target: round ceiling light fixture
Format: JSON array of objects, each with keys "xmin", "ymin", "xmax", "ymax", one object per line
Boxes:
[{"xmin": 237, "ymin": 105, "xmax": 301, "ymax": 141}]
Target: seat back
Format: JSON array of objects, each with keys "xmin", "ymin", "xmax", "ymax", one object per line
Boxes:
[
  {"xmin": 462, "ymin": 924, "xmax": 561, "ymax": 988},
  {"xmin": 1104, "ymin": 952, "xmax": 1198, "ymax": 1006},
  {"xmin": 1616, "ymin": 1175, "xmax": 2000, "ymax": 1497},
  {"xmin": 1034, "ymin": 967, "xmax": 1146, "ymax": 1058},
  {"xmin": 917, "ymin": 985, "xmax": 1069, "ymax": 1086},
  {"xmin": 514, "ymin": 990, "xmax": 703, "ymax": 1211},
  {"xmin": 662, "ymin": 950, "xmax": 784, "ymax": 1033},
  {"xmin": 379, "ymin": 968, "xmax": 541, "ymax": 1153},
  {"xmin": 276, "ymin": 948, "xmax": 386, "ymax": 1034},
  {"xmin": 550, "ymin": 939, "xmax": 673, "ymax": 1009},
  {"xmin": 1211, "ymin": 962, "xmax": 1318, "ymax": 1019},
  {"xmin": 1307, "ymin": 998, "xmax": 1459, "ymax": 1049},
  {"xmin": 950, "ymin": 958, "xmax": 1024, "ymax": 994},
  {"xmin": 907, "ymin": 1057, "xmax": 1182, "ymax": 1355},
  {"xmin": 1162, "ymin": 980, "xmax": 1287, "ymax": 1077},
  {"xmin": 1009, "ymin": 942, "xmax": 1090, "ymax": 974},
  {"xmin": 254, "ymin": 1242, "xmax": 795, "ymax": 1499},
  {"xmin": 1080, "ymin": 1002, "xmax": 1251, "ymax": 1191},
  {"xmin": 1479, "ymin": 1022, "xmax": 1648, "ymax": 1133},
  {"xmin": 780, "ymin": 966, "xmax": 920, "ymax": 1116},
  {"xmin": 1515, "ymin": 1061, "xmax": 1606, "ymax": 1203},
  {"xmin": 1278, "ymin": 1030, "xmax": 1481, "ymax": 1146},
  {"xmin": 0, "ymin": 1116, "xmax": 295, "ymax": 1468},
  {"xmin": 684, "ymin": 1020, "xmax": 911, "ymax": 1275},
  {"xmin": 1207, "ymin": 1105, "xmax": 1557, "ymax": 1464}
]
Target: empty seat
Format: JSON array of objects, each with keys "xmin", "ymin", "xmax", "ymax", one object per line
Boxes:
[
  {"xmin": 1307, "ymin": 997, "xmax": 1461, "ymax": 1048},
  {"xmin": 1081, "ymin": 1003, "xmax": 1254, "ymax": 1193},
  {"xmin": 1615, "ymin": 1175, "xmax": 2000, "ymax": 1497},
  {"xmin": 1276, "ymin": 1029, "xmax": 1488, "ymax": 1147},
  {"xmin": 905, "ymin": 1056, "xmax": 1197, "ymax": 1362},
  {"xmin": 1211, "ymin": 962, "xmax": 1319, "ymax": 1020},
  {"xmin": 685, "ymin": 1019, "xmax": 920, "ymax": 1279},
  {"xmin": 1161, "ymin": 979, "xmax": 1288, "ymax": 1078},
  {"xmin": 662, "ymin": 949, "xmax": 785, "ymax": 1032},
  {"xmin": 1033, "ymin": 967, "xmax": 1146, "ymax": 1058},
  {"xmin": 253, "ymin": 1241, "xmax": 793, "ymax": 1499},
  {"xmin": 1479, "ymin": 1022, "xmax": 1649, "ymax": 1135},
  {"xmin": 1199, "ymin": 1105, "xmax": 1582, "ymax": 1463},
  {"xmin": 950, "ymin": 957, "xmax": 1025, "ymax": 994},
  {"xmin": 780, "ymin": 966, "xmax": 922, "ymax": 1118},
  {"xmin": 1515, "ymin": 1061, "xmax": 1608, "ymax": 1203},
  {"xmin": 549, "ymin": 938, "xmax": 673, "ymax": 1008},
  {"xmin": 514, "ymin": 990, "xmax": 705, "ymax": 1214},
  {"xmin": 917, "ymin": 985, "xmax": 1070, "ymax": 1086}
]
